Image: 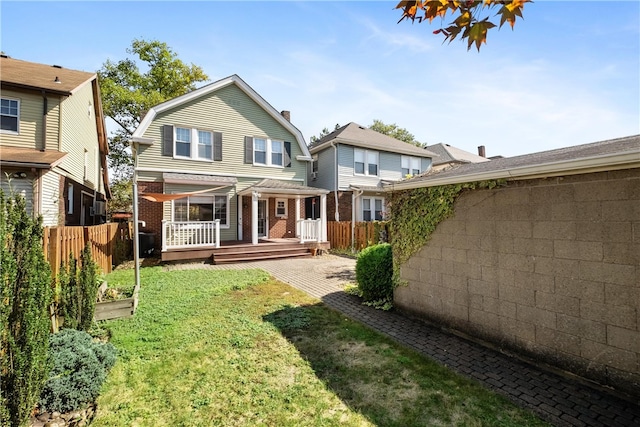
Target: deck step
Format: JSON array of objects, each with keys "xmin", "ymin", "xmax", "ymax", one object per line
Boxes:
[{"xmin": 213, "ymin": 249, "xmax": 311, "ymax": 264}]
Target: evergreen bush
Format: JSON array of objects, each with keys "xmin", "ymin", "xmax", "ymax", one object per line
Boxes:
[
  {"xmin": 355, "ymin": 243, "xmax": 394, "ymax": 305},
  {"xmin": 39, "ymin": 329, "xmax": 116, "ymax": 413},
  {"xmin": 0, "ymin": 190, "xmax": 53, "ymax": 427},
  {"xmin": 59, "ymin": 243, "xmax": 99, "ymax": 331}
]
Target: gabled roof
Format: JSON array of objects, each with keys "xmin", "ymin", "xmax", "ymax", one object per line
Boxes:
[
  {"xmin": 0, "ymin": 55, "xmax": 96, "ymax": 95},
  {"xmin": 309, "ymin": 122, "xmax": 436, "ymax": 158},
  {"xmin": 387, "ymin": 135, "xmax": 640, "ymax": 191},
  {"xmin": 426, "ymin": 143, "xmax": 490, "ymax": 166},
  {"xmin": 131, "ymin": 74, "xmax": 312, "ymax": 160}
]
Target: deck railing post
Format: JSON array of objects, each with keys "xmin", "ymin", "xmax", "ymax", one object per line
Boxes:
[
  {"xmin": 315, "ymin": 219, "xmax": 321, "ymax": 242},
  {"xmin": 215, "ymin": 220, "xmax": 220, "ymax": 248},
  {"xmin": 161, "ymin": 220, "xmax": 167, "ymax": 252}
]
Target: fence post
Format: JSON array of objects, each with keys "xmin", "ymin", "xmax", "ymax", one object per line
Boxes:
[{"xmin": 48, "ymin": 227, "xmax": 61, "ymax": 332}]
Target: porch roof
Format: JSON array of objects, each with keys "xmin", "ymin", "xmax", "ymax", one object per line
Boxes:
[
  {"xmin": 0, "ymin": 146, "xmax": 67, "ymax": 169},
  {"xmin": 238, "ymin": 179, "xmax": 329, "ymax": 197}
]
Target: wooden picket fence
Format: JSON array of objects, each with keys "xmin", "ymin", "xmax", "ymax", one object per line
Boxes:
[
  {"xmin": 43, "ymin": 222, "xmax": 128, "ymax": 277},
  {"xmin": 327, "ymin": 221, "xmax": 388, "ymax": 251}
]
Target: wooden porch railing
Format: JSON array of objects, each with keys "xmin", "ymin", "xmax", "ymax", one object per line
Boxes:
[
  {"xmin": 162, "ymin": 220, "xmax": 220, "ymax": 251},
  {"xmin": 327, "ymin": 221, "xmax": 388, "ymax": 251},
  {"xmin": 43, "ymin": 222, "xmax": 123, "ymax": 277}
]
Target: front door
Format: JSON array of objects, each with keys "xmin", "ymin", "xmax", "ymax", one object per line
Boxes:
[{"xmin": 257, "ymin": 200, "xmax": 268, "ymax": 237}]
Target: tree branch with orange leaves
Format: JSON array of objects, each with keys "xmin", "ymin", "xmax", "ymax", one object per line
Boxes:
[{"xmin": 396, "ymin": 0, "xmax": 531, "ymax": 51}]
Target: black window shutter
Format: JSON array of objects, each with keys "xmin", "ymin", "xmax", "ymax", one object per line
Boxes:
[
  {"xmin": 244, "ymin": 136, "xmax": 253, "ymax": 164},
  {"xmin": 162, "ymin": 125, "xmax": 174, "ymax": 156},
  {"xmin": 284, "ymin": 141, "xmax": 292, "ymax": 168},
  {"xmin": 213, "ymin": 132, "xmax": 222, "ymax": 161}
]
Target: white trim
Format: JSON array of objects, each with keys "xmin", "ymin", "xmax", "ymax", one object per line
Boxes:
[
  {"xmin": 132, "ymin": 74, "xmax": 311, "ymax": 158},
  {"xmin": 135, "ymin": 166, "xmax": 305, "ymax": 182},
  {"xmin": 0, "ymin": 97, "xmax": 20, "ymax": 134},
  {"xmin": 275, "ymin": 198, "xmax": 288, "ymax": 218},
  {"xmin": 386, "ymin": 151, "xmax": 640, "ymax": 191}
]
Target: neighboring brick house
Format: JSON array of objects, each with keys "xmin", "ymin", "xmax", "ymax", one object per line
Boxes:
[
  {"xmin": 0, "ymin": 55, "xmax": 110, "ymax": 226},
  {"xmin": 130, "ymin": 74, "xmax": 329, "ymax": 260},
  {"xmin": 307, "ymin": 122, "xmax": 435, "ymax": 222},
  {"xmin": 389, "ymin": 134, "xmax": 640, "ymax": 397}
]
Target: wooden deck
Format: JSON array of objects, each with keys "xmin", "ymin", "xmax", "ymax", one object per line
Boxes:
[{"xmin": 161, "ymin": 238, "xmax": 331, "ymax": 263}]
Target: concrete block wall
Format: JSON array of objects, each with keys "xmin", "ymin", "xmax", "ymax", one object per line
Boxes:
[{"xmin": 394, "ymin": 168, "xmax": 640, "ymax": 396}]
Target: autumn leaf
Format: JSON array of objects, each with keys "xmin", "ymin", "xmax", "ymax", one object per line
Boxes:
[{"xmin": 467, "ymin": 19, "xmax": 496, "ymax": 51}]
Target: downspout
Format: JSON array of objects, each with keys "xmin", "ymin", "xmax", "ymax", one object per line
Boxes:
[
  {"xmin": 330, "ymin": 141, "xmax": 339, "ymax": 221},
  {"xmin": 351, "ymin": 188, "xmax": 363, "ymax": 251},
  {"xmin": 41, "ymin": 91, "xmax": 47, "ymax": 151},
  {"xmin": 131, "ymin": 141, "xmax": 141, "ymax": 295}
]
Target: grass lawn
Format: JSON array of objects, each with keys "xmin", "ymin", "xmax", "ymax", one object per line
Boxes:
[{"xmin": 93, "ymin": 266, "xmax": 548, "ymax": 427}]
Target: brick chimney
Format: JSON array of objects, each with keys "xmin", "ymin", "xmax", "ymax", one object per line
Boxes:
[
  {"xmin": 280, "ymin": 110, "xmax": 291, "ymax": 122},
  {"xmin": 477, "ymin": 145, "xmax": 486, "ymax": 158}
]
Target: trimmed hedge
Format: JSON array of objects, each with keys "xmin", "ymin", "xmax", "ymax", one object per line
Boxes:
[{"xmin": 355, "ymin": 243, "xmax": 394, "ymax": 304}]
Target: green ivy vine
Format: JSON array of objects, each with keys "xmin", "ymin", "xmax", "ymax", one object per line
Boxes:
[{"xmin": 387, "ymin": 179, "xmax": 505, "ymax": 284}]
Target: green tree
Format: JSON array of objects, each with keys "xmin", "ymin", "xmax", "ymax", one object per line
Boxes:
[
  {"xmin": 98, "ymin": 38, "xmax": 209, "ymax": 179},
  {"xmin": 0, "ymin": 190, "xmax": 53, "ymax": 427},
  {"xmin": 309, "ymin": 123, "xmax": 342, "ymax": 144},
  {"xmin": 396, "ymin": 0, "xmax": 530, "ymax": 51},
  {"xmin": 107, "ymin": 177, "xmax": 132, "ymax": 215},
  {"xmin": 369, "ymin": 119, "xmax": 423, "ymax": 147}
]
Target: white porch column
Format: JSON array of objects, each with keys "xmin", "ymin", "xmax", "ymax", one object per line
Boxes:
[
  {"xmin": 295, "ymin": 197, "xmax": 301, "ymax": 237},
  {"xmin": 320, "ymin": 193, "xmax": 327, "ymax": 242},
  {"xmin": 251, "ymin": 191, "xmax": 259, "ymax": 245}
]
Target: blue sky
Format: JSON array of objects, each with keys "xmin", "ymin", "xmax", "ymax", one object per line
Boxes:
[{"xmin": 2, "ymin": 1, "xmax": 638, "ymax": 158}]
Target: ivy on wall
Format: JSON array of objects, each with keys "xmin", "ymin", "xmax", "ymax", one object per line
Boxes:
[{"xmin": 387, "ymin": 180, "xmax": 504, "ymax": 284}]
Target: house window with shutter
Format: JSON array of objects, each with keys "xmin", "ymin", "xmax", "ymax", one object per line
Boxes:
[
  {"xmin": 168, "ymin": 125, "xmax": 221, "ymax": 161},
  {"xmin": 249, "ymin": 137, "xmax": 286, "ymax": 167},
  {"xmin": 0, "ymin": 98, "xmax": 19, "ymax": 133}
]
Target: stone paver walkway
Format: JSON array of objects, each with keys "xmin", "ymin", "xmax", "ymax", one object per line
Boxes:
[{"xmin": 166, "ymin": 255, "xmax": 640, "ymax": 427}]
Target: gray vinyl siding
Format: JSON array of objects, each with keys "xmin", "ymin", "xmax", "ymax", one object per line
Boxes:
[
  {"xmin": 59, "ymin": 82, "xmax": 100, "ymax": 188},
  {"xmin": 421, "ymin": 157, "xmax": 432, "ymax": 172},
  {"xmin": 308, "ymin": 148, "xmax": 336, "ymax": 191},
  {"xmin": 380, "ymin": 152, "xmax": 403, "ymax": 181},
  {"xmin": 138, "ymin": 84, "xmax": 307, "ymax": 182},
  {"xmin": 41, "ymin": 171, "xmax": 61, "ymax": 226},
  {"xmin": 0, "ymin": 171, "xmax": 34, "ymax": 215}
]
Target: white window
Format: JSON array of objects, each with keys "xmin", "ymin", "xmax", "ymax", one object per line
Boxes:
[
  {"xmin": 173, "ymin": 194, "xmax": 228, "ymax": 227},
  {"xmin": 67, "ymin": 183, "xmax": 74, "ymax": 214},
  {"xmin": 275, "ymin": 199, "xmax": 287, "ymax": 217},
  {"xmin": 175, "ymin": 127, "xmax": 214, "ymax": 160},
  {"xmin": 253, "ymin": 138, "xmax": 284, "ymax": 167},
  {"xmin": 354, "ymin": 149, "xmax": 379, "ymax": 176},
  {"xmin": 1, "ymin": 98, "xmax": 19, "ymax": 133},
  {"xmin": 362, "ymin": 197, "xmax": 384, "ymax": 221},
  {"xmin": 401, "ymin": 156, "xmax": 421, "ymax": 177}
]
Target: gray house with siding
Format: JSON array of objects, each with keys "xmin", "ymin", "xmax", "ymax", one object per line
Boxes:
[
  {"xmin": 0, "ymin": 55, "xmax": 110, "ymax": 226},
  {"xmin": 307, "ymin": 122, "xmax": 435, "ymax": 223},
  {"xmin": 130, "ymin": 74, "xmax": 329, "ymax": 262}
]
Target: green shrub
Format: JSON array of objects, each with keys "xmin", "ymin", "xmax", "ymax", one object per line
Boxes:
[
  {"xmin": 40, "ymin": 329, "xmax": 117, "ymax": 413},
  {"xmin": 59, "ymin": 243, "xmax": 99, "ymax": 331},
  {"xmin": 0, "ymin": 189, "xmax": 53, "ymax": 427},
  {"xmin": 355, "ymin": 243, "xmax": 393, "ymax": 305}
]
